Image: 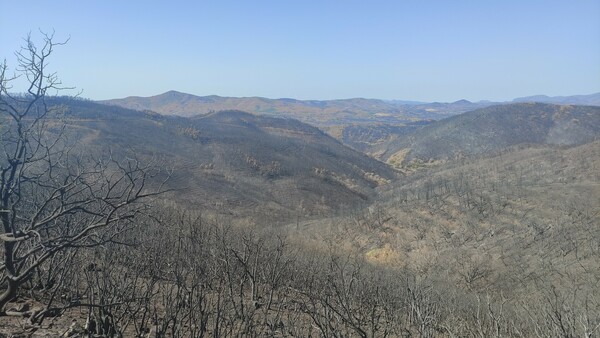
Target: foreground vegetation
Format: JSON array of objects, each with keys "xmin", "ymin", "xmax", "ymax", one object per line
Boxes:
[
  {"xmin": 1, "ymin": 111, "xmax": 596, "ymax": 337},
  {"xmin": 5, "ymin": 196, "xmax": 597, "ymax": 337}
]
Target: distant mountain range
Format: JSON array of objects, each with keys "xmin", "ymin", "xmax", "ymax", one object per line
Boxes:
[
  {"xmin": 99, "ymin": 91, "xmax": 494, "ymax": 126},
  {"xmin": 512, "ymin": 92, "xmax": 600, "ymax": 106},
  {"xmin": 99, "ymin": 91, "xmax": 600, "ymax": 172},
  {"xmin": 100, "ymin": 91, "xmax": 600, "ymax": 129}
]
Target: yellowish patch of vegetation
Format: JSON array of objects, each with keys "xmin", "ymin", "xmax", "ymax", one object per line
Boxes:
[
  {"xmin": 386, "ymin": 148, "xmax": 411, "ymax": 169},
  {"xmin": 366, "ymin": 244, "xmax": 402, "ymax": 264},
  {"xmin": 323, "ymin": 126, "xmax": 344, "ymax": 140},
  {"xmin": 363, "ymin": 171, "xmax": 391, "ymax": 186}
]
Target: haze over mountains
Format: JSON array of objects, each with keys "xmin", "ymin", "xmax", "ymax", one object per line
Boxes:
[
  {"xmin": 100, "ymin": 91, "xmax": 494, "ymax": 126},
  {"xmin": 513, "ymin": 92, "xmax": 600, "ymax": 106},
  {"xmin": 101, "ymin": 91, "xmax": 600, "ymax": 126}
]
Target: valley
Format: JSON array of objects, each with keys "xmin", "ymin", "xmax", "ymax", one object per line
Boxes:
[{"xmin": 3, "ymin": 90, "xmax": 598, "ymax": 336}]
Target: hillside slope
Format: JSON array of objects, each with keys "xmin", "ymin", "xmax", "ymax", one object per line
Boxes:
[
  {"xmin": 50, "ymin": 98, "xmax": 398, "ymax": 223},
  {"xmin": 380, "ymin": 103, "xmax": 600, "ymax": 169},
  {"xmin": 285, "ymin": 140, "xmax": 600, "ymax": 334}
]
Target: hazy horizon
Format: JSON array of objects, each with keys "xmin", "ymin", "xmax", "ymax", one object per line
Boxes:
[{"xmin": 102, "ymin": 89, "xmax": 600, "ymax": 104}]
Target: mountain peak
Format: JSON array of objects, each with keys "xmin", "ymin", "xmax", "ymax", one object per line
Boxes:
[
  {"xmin": 159, "ymin": 90, "xmax": 192, "ymax": 98},
  {"xmin": 452, "ymin": 99, "xmax": 472, "ymax": 104}
]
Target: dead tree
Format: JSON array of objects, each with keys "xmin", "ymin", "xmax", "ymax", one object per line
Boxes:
[{"xmin": 0, "ymin": 32, "xmax": 168, "ymax": 313}]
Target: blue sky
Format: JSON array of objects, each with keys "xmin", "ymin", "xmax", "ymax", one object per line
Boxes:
[{"xmin": 1, "ymin": 1, "xmax": 599, "ymax": 102}]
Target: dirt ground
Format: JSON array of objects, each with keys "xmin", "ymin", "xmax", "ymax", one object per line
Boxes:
[{"xmin": 0, "ymin": 298, "xmax": 88, "ymax": 337}]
